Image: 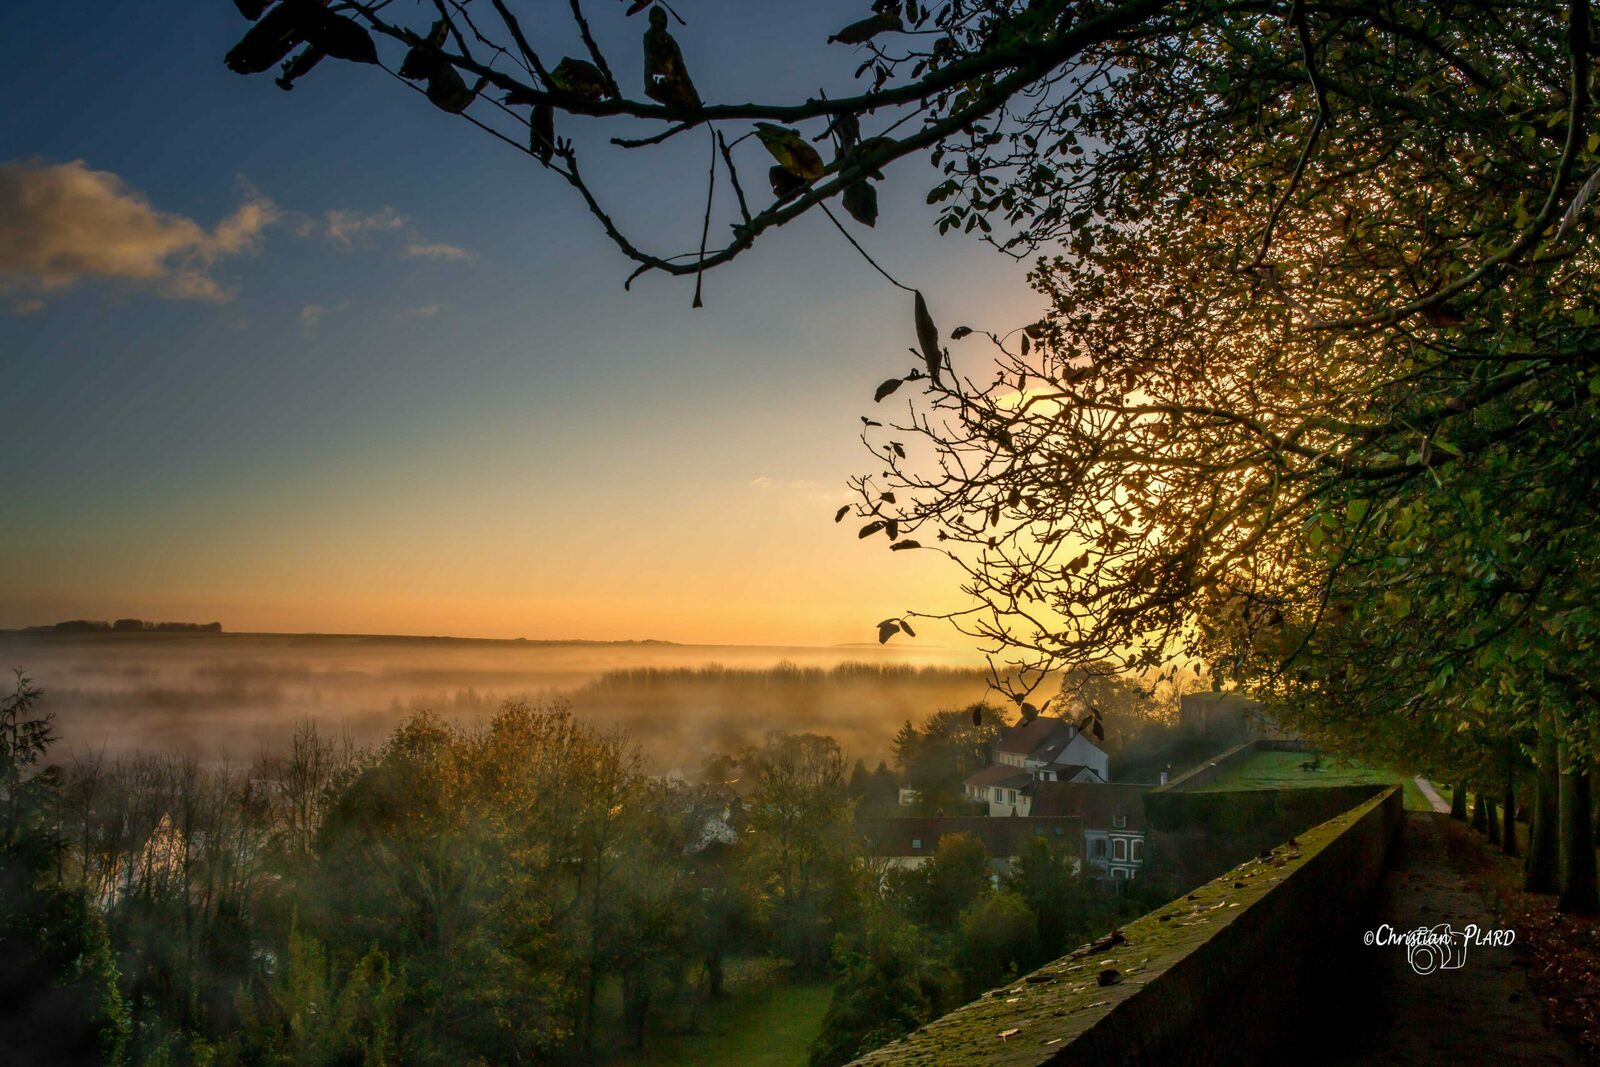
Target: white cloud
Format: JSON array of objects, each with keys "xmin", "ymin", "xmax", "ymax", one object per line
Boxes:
[
  {"xmin": 301, "ymin": 208, "xmax": 473, "ymax": 263},
  {"xmin": 299, "ymin": 304, "xmax": 326, "ymax": 331},
  {"xmin": 319, "ymin": 206, "xmax": 406, "ymax": 248},
  {"xmin": 0, "ymin": 159, "xmax": 277, "ymax": 309},
  {"xmin": 0, "ymin": 159, "xmax": 470, "ymax": 315},
  {"xmin": 405, "ymin": 241, "xmax": 473, "ymax": 261}
]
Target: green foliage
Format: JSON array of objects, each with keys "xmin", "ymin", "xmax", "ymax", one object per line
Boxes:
[
  {"xmin": 235, "ymin": 931, "xmax": 399, "ymax": 1066},
  {"xmin": 846, "ymin": 759, "xmax": 900, "ymax": 820},
  {"xmin": 896, "ymin": 831, "xmax": 990, "ymax": 932},
  {"xmin": 955, "ymin": 891, "xmax": 1039, "ymax": 999},
  {"xmin": 744, "ymin": 733, "xmax": 866, "ymax": 973},
  {"xmin": 1004, "ymin": 835, "xmax": 1089, "ymax": 960},
  {"xmin": 891, "ymin": 706, "xmax": 999, "ymax": 814},
  {"xmin": 808, "ymin": 910, "xmax": 954, "ymax": 1067},
  {"xmin": 0, "ymin": 672, "xmax": 129, "ymax": 1065}
]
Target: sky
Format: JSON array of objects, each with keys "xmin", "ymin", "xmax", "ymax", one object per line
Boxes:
[{"xmin": 0, "ymin": 1, "xmax": 1044, "ymax": 647}]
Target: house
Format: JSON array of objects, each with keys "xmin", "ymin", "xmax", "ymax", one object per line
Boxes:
[
  {"xmin": 857, "ymin": 815, "xmax": 1082, "ymax": 876},
  {"xmin": 992, "ymin": 715, "xmax": 1110, "ymax": 781},
  {"xmin": 963, "ymin": 715, "xmax": 1109, "ymax": 814},
  {"xmin": 1029, "ymin": 782, "xmax": 1150, "ymax": 883},
  {"xmin": 1178, "ymin": 692, "xmax": 1280, "ymax": 743}
]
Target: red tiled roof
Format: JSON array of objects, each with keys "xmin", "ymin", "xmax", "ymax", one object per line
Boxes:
[
  {"xmin": 1029, "ymin": 782, "xmax": 1151, "ymax": 830},
  {"xmin": 994, "ymin": 715, "xmax": 1073, "ymax": 756},
  {"xmin": 963, "ymin": 764, "xmax": 1034, "ymax": 790},
  {"xmin": 858, "ymin": 816, "xmax": 1083, "ymax": 858}
]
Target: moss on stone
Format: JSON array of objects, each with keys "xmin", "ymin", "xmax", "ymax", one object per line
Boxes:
[{"xmin": 849, "ymin": 787, "xmax": 1399, "ymax": 1066}]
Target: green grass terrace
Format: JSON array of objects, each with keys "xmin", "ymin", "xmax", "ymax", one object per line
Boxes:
[{"xmin": 1190, "ymin": 748, "xmax": 1433, "ymax": 812}]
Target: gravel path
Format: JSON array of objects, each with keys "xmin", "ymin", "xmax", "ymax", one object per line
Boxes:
[
  {"xmin": 1323, "ymin": 812, "xmax": 1578, "ymax": 1065},
  {"xmin": 1413, "ymin": 776, "xmax": 1451, "ymax": 814}
]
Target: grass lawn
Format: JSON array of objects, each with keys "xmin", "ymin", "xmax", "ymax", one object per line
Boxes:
[
  {"xmin": 1195, "ymin": 749, "xmax": 1434, "ymax": 811},
  {"xmin": 597, "ymin": 960, "xmax": 831, "ymax": 1067}
]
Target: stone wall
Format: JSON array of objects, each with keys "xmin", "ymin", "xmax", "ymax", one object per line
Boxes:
[
  {"xmin": 850, "ymin": 785, "xmax": 1403, "ymax": 1066},
  {"xmin": 1142, "ymin": 783, "xmax": 1384, "ymax": 892}
]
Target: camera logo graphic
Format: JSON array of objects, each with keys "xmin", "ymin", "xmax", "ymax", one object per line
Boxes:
[
  {"xmin": 1364, "ymin": 922, "xmax": 1509, "ymax": 974},
  {"xmin": 1403, "ymin": 924, "xmax": 1468, "ymax": 975}
]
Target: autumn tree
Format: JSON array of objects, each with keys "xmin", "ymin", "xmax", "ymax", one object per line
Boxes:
[
  {"xmin": 891, "ymin": 705, "xmax": 1000, "ymax": 813},
  {"xmin": 0, "ymin": 673, "xmax": 129, "ymax": 1065},
  {"xmin": 743, "ymin": 732, "xmax": 864, "ymax": 971}
]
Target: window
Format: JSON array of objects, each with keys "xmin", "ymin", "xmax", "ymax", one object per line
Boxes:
[
  {"xmin": 1091, "ymin": 839, "xmax": 1107, "ymax": 858},
  {"xmin": 1112, "ymin": 868, "xmax": 1127, "ymax": 880},
  {"xmin": 1053, "ymin": 826, "xmax": 1064, "ymax": 836},
  {"xmin": 1131, "ymin": 840, "xmax": 1143, "ymax": 863},
  {"xmin": 1008, "ymin": 789, "xmax": 1016, "ymax": 802},
  {"xmin": 911, "ymin": 838, "xmax": 922, "ymax": 850},
  {"xmin": 1113, "ymin": 814, "xmax": 1127, "ymax": 828},
  {"xmin": 1113, "ymin": 838, "xmax": 1127, "ymax": 861}
]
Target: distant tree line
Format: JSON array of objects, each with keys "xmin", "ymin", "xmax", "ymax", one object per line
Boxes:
[{"xmin": 26, "ymin": 620, "xmax": 224, "ymax": 634}]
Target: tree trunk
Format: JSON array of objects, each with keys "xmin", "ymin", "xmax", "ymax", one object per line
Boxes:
[
  {"xmin": 1486, "ymin": 798, "xmax": 1501, "ymax": 845},
  {"xmin": 623, "ymin": 969, "xmax": 651, "ymax": 1049},
  {"xmin": 1591, "ymin": 768, "xmax": 1600, "ymax": 847},
  {"xmin": 1471, "ymin": 790, "xmax": 1488, "ymax": 833},
  {"xmin": 1502, "ymin": 772, "xmax": 1519, "ymax": 858},
  {"xmin": 1450, "ymin": 783, "xmax": 1468, "ymax": 821},
  {"xmin": 1558, "ymin": 738, "xmax": 1599, "ymax": 914},
  {"xmin": 1527, "ymin": 720, "xmax": 1559, "ymax": 893},
  {"xmin": 705, "ymin": 952, "xmax": 724, "ymax": 998}
]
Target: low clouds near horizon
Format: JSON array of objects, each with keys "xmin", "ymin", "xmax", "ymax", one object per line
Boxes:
[{"xmin": 0, "ymin": 159, "xmax": 474, "ymax": 314}]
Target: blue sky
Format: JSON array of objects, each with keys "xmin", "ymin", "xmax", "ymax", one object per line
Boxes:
[{"xmin": 0, "ymin": 1, "xmax": 1042, "ymax": 645}]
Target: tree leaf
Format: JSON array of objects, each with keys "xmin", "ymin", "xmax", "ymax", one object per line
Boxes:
[
  {"xmin": 859, "ymin": 521, "xmax": 886, "ymax": 538},
  {"xmin": 914, "ymin": 291, "xmax": 942, "ymax": 384},
  {"xmin": 769, "ymin": 165, "xmax": 808, "ymax": 200},
  {"xmin": 890, "ymin": 539, "xmax": 921, "ymax": 551},
  {"xmin": 877, "ymin": 619, "xmax": 901, "ymax": 644},
  {"xmin": 828, "ymin": 12, "xmax": 903, "ymax": 45},
  {"xmin": 898, "ymin": 619, "xmax": 916, "ymax": 637},
  {"xmin": 305, "ymin": 9, "xmax": 377, "ymax": 65},
  {"xmin": 426, "ymin": 65, "xmax": 481, "ymax": 113},
  {"xmin": 550, "ymin": 57, "xmax": 610, "ymax": 101},
  {"xmin": 951, "ymin": 326, "xmax": 973, "ymax": 339},
  {"xmin": 225, "ymin": 3, "xmax": 311, "ymax": 75},
  {"xmin": 842, "ymin": 181, "xmax": 879, "ymax": 227},
  {"xmin": 530, "ymin": 103, "xmax": 556, "ymax": 166},
  {"xmin": 399, "ymin": 20, "xmax": 448, "ymax": 80},
  {"xmin": 644, "ymin": 8, "xmax": 701, "ymax": 112},
  {"xmin": 874, "ymin": 377, "xmax": 903, "ymax": 402},
  {"xmin": 755, "ymin": 123, "xmax": 825, "ymax": 181},
  {"xmin": 834, "ymin": 505, "xmax": 850, "ymax": 523}
]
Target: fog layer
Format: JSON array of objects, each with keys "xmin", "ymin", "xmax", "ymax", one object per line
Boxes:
[{"xmin": 1, "ymin": 632, "xmax": 991, "ymax": 769}]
